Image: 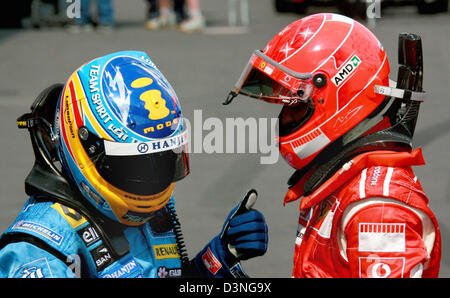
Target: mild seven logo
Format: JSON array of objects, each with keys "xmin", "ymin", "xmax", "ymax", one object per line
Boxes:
[{"xmin": 332, "ymin": 55, "xmax": 362, "ymax": 86}]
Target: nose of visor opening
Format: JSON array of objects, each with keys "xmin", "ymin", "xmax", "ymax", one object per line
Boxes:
[
  {"xmin": 278, "ymin": 100, "xmax": 315, "ymax": 137},
  {"xmin": 229, "ymin": 49, "xmax": 316, "ymax": 107},
  {"xmin": 77, "ymin": 126, "xmax": 190, "ymax": 196}
]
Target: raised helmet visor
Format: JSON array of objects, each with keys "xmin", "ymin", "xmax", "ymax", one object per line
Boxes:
[
  {"xmin": 230, "ymin": 49, "xmax": 426, "ymax": 106},
  {"xmin": 232, "ymin": 50, "xmax": 315, "ymax": 106}
]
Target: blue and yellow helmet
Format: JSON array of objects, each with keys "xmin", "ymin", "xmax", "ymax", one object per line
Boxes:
[{"xmin": 54, "ymin": 51, "xmax": 189, "ymax": 226}]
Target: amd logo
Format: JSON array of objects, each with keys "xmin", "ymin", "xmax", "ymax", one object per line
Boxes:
[{"xmin": 332, "ymin": 55, "xmax": 362, "ymax": 86}]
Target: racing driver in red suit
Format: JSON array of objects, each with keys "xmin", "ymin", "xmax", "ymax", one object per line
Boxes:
[{"xmin": 224, "ymin": 13, "xmax": 441, "ymax": 278}]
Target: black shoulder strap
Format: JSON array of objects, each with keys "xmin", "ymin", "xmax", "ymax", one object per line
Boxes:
[
  {"xmin": 23, "ymin": 153, "xmax": 130, "ymax": 259},
  {"xmin": 53, "ymin": 202, "xmax": 128, "ymax": 274},
  {"xmin": 41, "ymin": 197, "xmax": 131, "ymax": 260},
  {"xmin": 0, "ymin": 232, "xmax": 73, "ymax": 270}
]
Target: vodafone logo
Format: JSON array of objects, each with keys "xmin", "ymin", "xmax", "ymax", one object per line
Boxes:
[
  {"xmin": 359, "ymin": 256, "xmax": 405, "ymax": 278},
  {"xmin": 369, "ymin": 262, "xmax": 391, "ymax": 278}
]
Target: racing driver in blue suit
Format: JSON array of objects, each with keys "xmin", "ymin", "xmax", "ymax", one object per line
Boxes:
[{"xmin": 0, "ymin": 51, "xmax": 268, "ymax": 278}]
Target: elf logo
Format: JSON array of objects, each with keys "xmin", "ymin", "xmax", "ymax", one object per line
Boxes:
[
  {"xmin": 332, "ymin": 55, "xmax": 361, "ymax": 86},
  {"xmin": 77, "ymin": 225, "xmax": 100, "ymax": 247}
]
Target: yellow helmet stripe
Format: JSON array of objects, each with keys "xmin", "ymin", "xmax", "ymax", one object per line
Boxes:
[{"xmin": 72, "ymin": 73, "xmax": 112, "ymax": 141}]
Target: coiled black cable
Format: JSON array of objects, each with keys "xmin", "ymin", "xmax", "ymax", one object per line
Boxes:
[{"xmin": 165, "ymin": 201, "xmax": 191, "ymax": 274}]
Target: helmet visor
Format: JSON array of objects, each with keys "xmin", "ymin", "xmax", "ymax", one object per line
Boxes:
[
  {"xmin": 234, "ymin": 50, "xmax": 315, "ymax": 106},
  {"xmin": 79, "ymin": 126, "xmax": 189, "ymax": 196}
]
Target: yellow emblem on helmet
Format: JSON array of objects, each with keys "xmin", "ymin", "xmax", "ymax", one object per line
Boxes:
[{"xmin": 131, "ymin": 77, "xmax": 170, "ymax": 120}]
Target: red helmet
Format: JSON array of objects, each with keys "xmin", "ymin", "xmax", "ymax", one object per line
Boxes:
[{"xmin": 229, "ymin": 13, "xmax": 392, "ymax": 170}]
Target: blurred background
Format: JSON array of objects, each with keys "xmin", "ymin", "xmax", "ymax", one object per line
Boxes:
[{"xmin": 0, "ymin": 0, "xmax": 449, "ymax": 277}]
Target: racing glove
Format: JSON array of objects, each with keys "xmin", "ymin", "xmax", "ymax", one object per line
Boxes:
[{"xmin": 192, "ymin": 190, "xmax": 268, "ymax": 277}]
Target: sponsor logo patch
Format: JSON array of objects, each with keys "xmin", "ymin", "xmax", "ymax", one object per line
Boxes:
[
  {"xmin": 99, "ymin": 257, "xmax": 141, "ymax": 278},
  {"xmin": 359, "ymin": 223, "xmax": 406, "ymax": 252},
  {"xmin": 157, "ymin": 266, "xmax": 182, "ymax": 278},
  {"xmin": 12, "ymin": 221, "xmax": 63, "ymax": 246},
  {"xmin": 202, "ymin": 247, "xmax": 222, "ymax": 275},
  {"xmin": 370, "ymin": 166, "xmax": 382, "ymax": 186},
  {"xmin": 230, "ymin": 263, "xmax": 248, "ymax": 278},
  {"xmin": 52, "ymin": 203, "xmax": 87, "ymax": 229},
  {"xmin": 21, "ymin": 267, "xmax": 45, "ymax": 278},
  {"xmin": 153, "ymin": 244, "xmax": 180, "ymax": 260},
  {"xmin": 359, "ymin": 257, "xmax": 406, "ymax": 278},
  {"xmin": 77, "ymin": 225, "xmax": 100, "ymax": 247},
  {"xmin": 332, "ymin": 55, "xmax": 361, "ymax": 86},
  {"xmin": 15, "ymin": 258, "xmax": 53, "ymax": 278},
  {"xmin": 91, "ymin": 244, "xmax": 114, "ymax": 272}
]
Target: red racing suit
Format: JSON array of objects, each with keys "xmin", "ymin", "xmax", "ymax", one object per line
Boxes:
[{"xmin": 284, "ymin": 149, "xmax": 441, "ymax": 278}]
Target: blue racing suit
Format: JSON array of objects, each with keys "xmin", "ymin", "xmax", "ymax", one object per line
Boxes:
[{"xmin": 0, "ymin": 197, "xmax": 248, "ymax": 278}]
